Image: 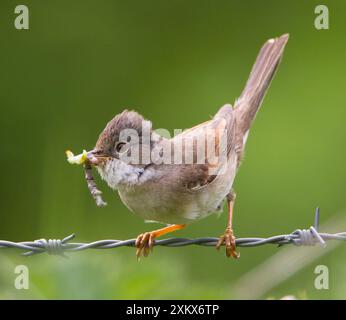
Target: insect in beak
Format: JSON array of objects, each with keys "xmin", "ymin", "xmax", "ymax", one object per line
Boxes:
[
  {"xmin": 65, "ymin": 149, "xmax": 110, "ymax": 166},
  {"xmin": 65, "ymin": 149, "xmax": 107, "ymax": 207}
]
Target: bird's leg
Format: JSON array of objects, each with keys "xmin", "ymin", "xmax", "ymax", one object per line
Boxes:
[
  {"xmin": 216, "ymin": 191, "xmax": 240, "ymax": 259},
  {"xmin": 135, "ymin": 224, "xmax": 186, "ymax": 259}
]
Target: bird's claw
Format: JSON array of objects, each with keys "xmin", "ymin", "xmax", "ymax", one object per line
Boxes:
[
  {"xmin": 135, "ymin": 232, "xmax": 156, "ymax": 259},
  {"xmin": 216, "ymin": 227, "xmax": 240, "ymax": 259}
]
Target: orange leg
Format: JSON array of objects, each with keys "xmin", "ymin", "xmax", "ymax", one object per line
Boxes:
[
  {"xmin": 135, "ymin": 224, "xmax": 185, "ymax": 259},
  {"xmin": 216, "ymin": 192, "xmax": 240, "ymax": 259}
]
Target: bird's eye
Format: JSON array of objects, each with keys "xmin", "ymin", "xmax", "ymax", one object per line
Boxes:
[{"xmin": 115, "ymin": 142, "xmax": 127, "ymax": 153}]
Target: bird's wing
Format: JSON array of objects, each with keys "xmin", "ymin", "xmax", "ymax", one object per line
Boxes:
[{"xmin": 169, "ymin": 104, "xmax": 236, "ymax": 190}]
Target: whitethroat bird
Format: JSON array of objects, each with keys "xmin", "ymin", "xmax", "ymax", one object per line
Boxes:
[{"xmin": 67, "ymin": 34, "xmax": 289, "ymax": 259}]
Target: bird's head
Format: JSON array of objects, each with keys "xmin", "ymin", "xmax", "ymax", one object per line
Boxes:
[{"xmin": 89, "ymin": 110, "xmax": 153, "ymax": 189}]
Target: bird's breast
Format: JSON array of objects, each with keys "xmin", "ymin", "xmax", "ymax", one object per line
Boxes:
[{"xmin": 117, "ymin": 153, "xmax": 238, "ymax": 225}]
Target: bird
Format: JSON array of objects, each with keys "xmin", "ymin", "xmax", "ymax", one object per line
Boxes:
[{"xmin": 82, "ymin": 34, "xmax": 289, "ymax": 259}]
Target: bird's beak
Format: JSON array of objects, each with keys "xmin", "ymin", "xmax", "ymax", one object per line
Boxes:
[
  {"xmin": 87, "ymin": 149, "xmax": 111, "ymax": 166},
  {"xmin": 66, "ymin": 149, "xmax": 110, "ymax": 166}
]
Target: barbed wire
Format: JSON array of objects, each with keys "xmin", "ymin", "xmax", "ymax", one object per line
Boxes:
[{"xmin": 1, "ymin": 208, "xmax": 346, "ymax": 257}]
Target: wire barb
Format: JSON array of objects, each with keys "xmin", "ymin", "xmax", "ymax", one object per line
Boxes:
[{"xmin": 0, "ymin": 208, "xmax": 345, "ymax": 257}]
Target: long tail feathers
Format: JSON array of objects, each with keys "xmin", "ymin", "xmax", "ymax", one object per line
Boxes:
[{"xmin": 235, "ymin": 34, "xmax": 289, "ymax": 136}]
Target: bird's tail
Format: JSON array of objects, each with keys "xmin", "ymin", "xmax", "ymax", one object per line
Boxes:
[{"xmin": 234, "ymin": 34, "xmax": 289, "ymax": 137}]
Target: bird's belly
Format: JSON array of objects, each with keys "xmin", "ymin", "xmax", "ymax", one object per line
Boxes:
[
  {"xmin": 119, "ymin": 189, "xmax": 224, "ymax": 225},
  {"xmin": 118, "ymin": 156, "xmax": 237, "ymax": 225},
  {"xmin": 118, "ymin": 186, "xmax": 196, "ymax": 224}
]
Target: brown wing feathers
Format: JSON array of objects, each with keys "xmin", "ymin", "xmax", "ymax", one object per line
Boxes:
[{"xmin": 170, "ymin": 34, "xmax": 289, "ymax": 189}]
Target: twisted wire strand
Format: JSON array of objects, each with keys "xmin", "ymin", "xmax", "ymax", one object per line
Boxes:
[{"xmin": 1, "ymin": 208, "xmax": 345, "ymax": 257}]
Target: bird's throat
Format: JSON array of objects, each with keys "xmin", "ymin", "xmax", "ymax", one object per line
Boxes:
[{"xmin": 96, "ymin": 158, "xmax": 142, "ymax": 189}]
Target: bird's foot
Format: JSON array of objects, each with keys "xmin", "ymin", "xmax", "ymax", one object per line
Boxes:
[
  {"xmin": 134, "ymin": 224, "xmax": 186, "ymax": 259},
  {"xmin": 135, "ymin": 232, "xmax": 156, "ymax": 259},
  {"xmin": 216, "ymin": 226, "xmax": 240, "ymax": 259}
]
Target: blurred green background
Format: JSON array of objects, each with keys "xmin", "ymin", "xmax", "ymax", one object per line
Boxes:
[{"xmin": 1, "ymin": 0, "xmax": 346, "ymax": 299}]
